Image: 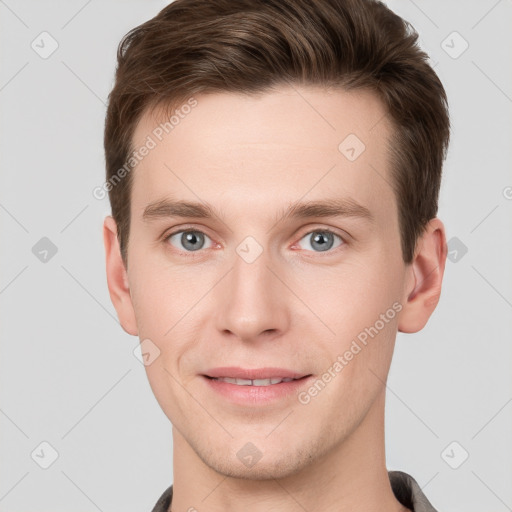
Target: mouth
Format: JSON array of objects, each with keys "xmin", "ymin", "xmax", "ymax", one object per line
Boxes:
[
  {"xmin": 201, "ymin": 367, "xmax": 313, "ymax": 405},
  {"xmin": 202, "ymin": 366, "xmax": 311, "ymax": 383},
  {"xmin": 204, "ymin": 375, "xmax": 307, "ymax": 386}
]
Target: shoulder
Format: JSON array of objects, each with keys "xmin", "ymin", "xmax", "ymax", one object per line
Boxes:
[
  {"xmin": 389, "ymin": 470, "xmax": 439, "ymax": 512},
  {"xmin": 150, "ymin": 484, "xmax": 173, "ymax": 512}
]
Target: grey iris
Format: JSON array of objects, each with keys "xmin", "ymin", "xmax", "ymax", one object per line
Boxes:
[
  {"xmin": 181, "ymin": 231, "xmax": 204, "ymax": 251},
  {"xmin": 310, "ymin": 231, "xmax": 334, "ymax": 252}
]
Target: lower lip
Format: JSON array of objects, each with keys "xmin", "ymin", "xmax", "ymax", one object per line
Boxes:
[{"xmin": 202, "ymin": 375, "xmax": 313, "ymax": 405}]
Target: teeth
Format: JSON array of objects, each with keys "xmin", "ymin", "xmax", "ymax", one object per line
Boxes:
[
  {"xmin": 213, "ymin": 377, "xmax": 298, "ymax": 386},
  {"xmin": 252, "ymin": 379, "xmax": 272, "ymax": 386}
]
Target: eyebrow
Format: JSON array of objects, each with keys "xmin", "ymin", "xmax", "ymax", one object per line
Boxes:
[{"xmin": 142, "ymin": 197, "xmax": 374, "ymax": 224}]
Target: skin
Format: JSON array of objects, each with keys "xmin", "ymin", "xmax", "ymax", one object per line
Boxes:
[{"xmin": 104, "ymin": 84, "xmax": 447, "ymax": 512}]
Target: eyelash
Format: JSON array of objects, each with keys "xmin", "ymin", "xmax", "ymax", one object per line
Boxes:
[{"xmin": 162, "ymin": 226, "xmax": 346, "ymax": 256}]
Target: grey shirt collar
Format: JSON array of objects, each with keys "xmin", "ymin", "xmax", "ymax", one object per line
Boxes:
[{"xmin": 150, "ymin": 470, "xmax": 438, "ymax": 512}]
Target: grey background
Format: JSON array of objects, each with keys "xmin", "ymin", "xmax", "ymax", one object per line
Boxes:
[{"xmin": 1, "ymin": 1, "xmax": 511, "ymax": 510}]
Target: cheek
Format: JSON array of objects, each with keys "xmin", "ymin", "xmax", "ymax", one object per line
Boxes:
[
  {"xmin": 129, "ymin": 256, "xmax": 198, "ymax": 330},
  {"xmin": 129, "ymin": 261, "xmax": 209, "ymax": 371},
  {"xmin": 309, "ymin": 315, "xmax": 397, "ymax": 424},
  {"xmin": 305, "ymin": 257, "xmax": 402, "ymax": 329}
]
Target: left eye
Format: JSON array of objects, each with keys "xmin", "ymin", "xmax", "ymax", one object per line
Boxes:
[
  {"xmin": 296, "ymin": 229, "xmax": 344, "ymax": 252},
  {"xmin": 166, "ymin": 230, "xmax": 213, "ymax": 252}
]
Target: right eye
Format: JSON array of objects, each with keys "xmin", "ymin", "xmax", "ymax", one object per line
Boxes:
[{"xmin": 164, "ymin": 229, "xmax": 214, "ymax": 253}]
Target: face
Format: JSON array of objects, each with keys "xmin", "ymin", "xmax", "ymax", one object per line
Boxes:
[{"xmin": 116, "ymin": 85, "xmax": 415, "ymax": 479}]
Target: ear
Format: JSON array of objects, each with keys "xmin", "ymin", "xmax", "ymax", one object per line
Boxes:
[
  {"xmin": 398, "ymin": 218, "xmax": 447, "ymax": 333},
  {"xmin": 103, "ymin": 216, "xmax": 138, "ymax": 336}
]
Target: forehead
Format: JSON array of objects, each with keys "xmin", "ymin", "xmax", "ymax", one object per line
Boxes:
[
  {"xmin": 129, "ymin": 85, "xmax": 396, "ymax": 225},
  {"xmin": 134, "ymin": 85, "xmax": 390, "ymax": 153}
]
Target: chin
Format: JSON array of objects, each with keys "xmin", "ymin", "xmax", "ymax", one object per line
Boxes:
[
  {"xmin": 196, "ymin": 441, "xmax": 321, "ymax": 481},
  {"xmin": 209, "ymin": 457, "xmax": 303, "ymax": 481}
]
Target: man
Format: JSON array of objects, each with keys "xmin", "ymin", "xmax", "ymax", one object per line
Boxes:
[{"xmin": 102, "ymin": 0, "xmax": 450, "ymax": 510}]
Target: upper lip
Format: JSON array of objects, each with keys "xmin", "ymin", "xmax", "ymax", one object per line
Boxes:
[{"xmin": 203, "ymin": 367, "xmax": 309, "ymax": 380}]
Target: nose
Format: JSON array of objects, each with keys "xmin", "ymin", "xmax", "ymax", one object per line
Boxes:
[{"xmin": 214, "ymin": 245, "xmax": 291, "ymax": 343}]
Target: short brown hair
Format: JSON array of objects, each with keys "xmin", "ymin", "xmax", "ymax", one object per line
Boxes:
[{"xmin": 104, "ymin": 0, "xmax": 450, "ymax": 266}]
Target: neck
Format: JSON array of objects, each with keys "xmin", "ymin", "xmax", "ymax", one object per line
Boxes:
[{"xmin": 170, "ymin": 388, "xmax": 408, "ymax": 512}]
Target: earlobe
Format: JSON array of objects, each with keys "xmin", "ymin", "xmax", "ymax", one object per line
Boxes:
[
  {"xmin": 398, "ymin": 218, "xmax": 447, "ymax": 333},
  {"xmin": 103, "ymin": 216, "xmax": 138, "ymax": 336}
]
